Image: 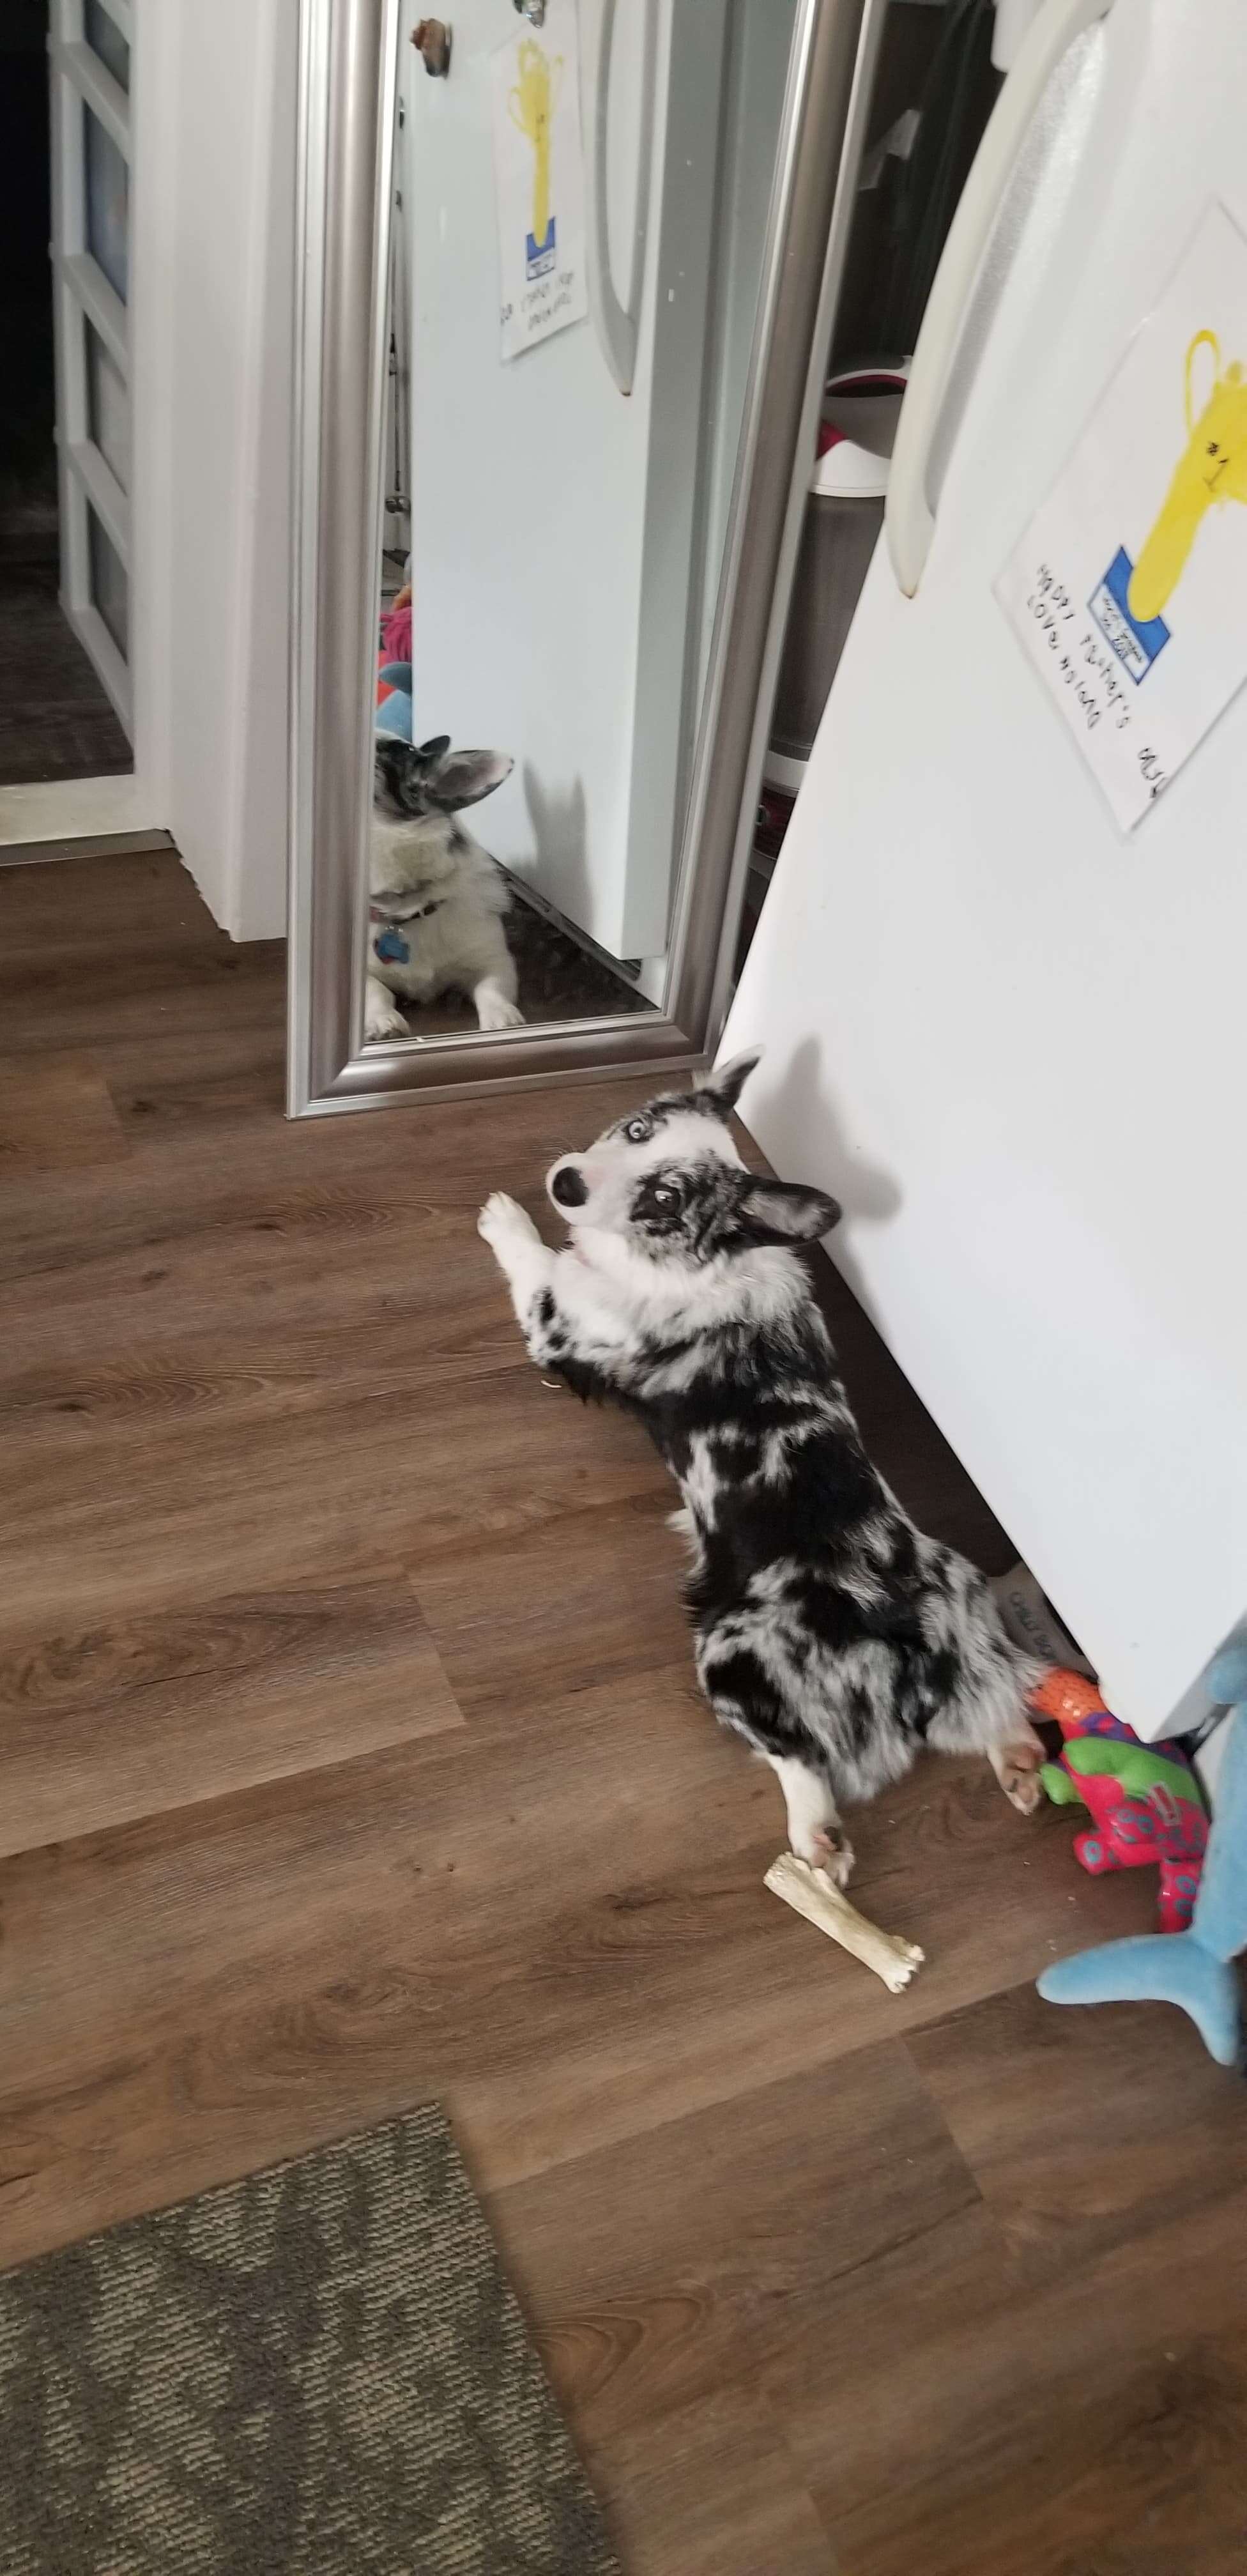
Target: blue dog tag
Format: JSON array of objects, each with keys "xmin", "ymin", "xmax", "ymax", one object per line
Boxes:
[{"xmin": 375, "ymin": 928, "xmax": 410, "ymax": 964}]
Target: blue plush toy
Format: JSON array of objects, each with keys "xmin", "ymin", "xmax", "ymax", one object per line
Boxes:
[
  {"xmin": 1037, "ymin": 1644, "xmax": 1247, "ymax": 2065},
  {"xmin": 376, "ymin": 661, "xmax": 414, "ymax": 743}
]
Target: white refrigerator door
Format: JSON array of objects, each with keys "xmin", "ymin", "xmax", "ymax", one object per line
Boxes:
[
  {"xmin": 401, "ymin": 0, "xmax": 731, "ymax": 962},
  {"xmin": 724, "ymin": 0, "xmax": 1247, "ymax": 1737}
]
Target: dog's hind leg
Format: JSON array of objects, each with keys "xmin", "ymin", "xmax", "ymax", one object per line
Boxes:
[
  {"xmin": 985, "ymin": 1732, "xmax": 1046, "ymax": 1814},
  {"xmin": 765, "ymin": 1753, "xmax": 855, "ymax": 1887},
  {"xmin": 699, "ymin": 1641, "xmax": 855, "ymax": 1883},
  {"xmin": 914, "ymin": 1548, "xmax": 1046, "ymax": 1816},
  {"xmin": 926, "ymin": 1675, "xmax": 1046, "ymax": 1814},
  {"xmin": 926, "ymin": 1691, "xmax": 1046, "ymax": 1815}
]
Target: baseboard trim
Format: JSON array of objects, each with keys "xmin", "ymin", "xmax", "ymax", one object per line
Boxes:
[{"xmin": 0, "ymin": 829, "xmax": 176, "ymax": 868}]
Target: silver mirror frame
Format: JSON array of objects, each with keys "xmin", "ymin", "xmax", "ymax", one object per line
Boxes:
[{"xmin": 287, "ymin": 0, "xmax": 882, "ymax": 1117}]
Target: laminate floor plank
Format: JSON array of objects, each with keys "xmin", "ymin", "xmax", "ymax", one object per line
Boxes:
[
  {"xmin": 0, "ymin": 1066, "xmax": 655, "ymax": 1291},
  {"xmin": 797, "ymin": 2189, "xmax": 1247, "ymax": 2576},
  {"xmin": 580, "ymin": 2387, "xmax": 834, "ymax": 2576},
  {"xmin": 908, "ymin": 1977, "xmax": 1247, "ymax": 2270},
  {"xmin": 0, "ymin": 1366, "xmax": 661, "ymax": 1643},
  {"xmin": 0, "ymin": 934, "xmax": 287, "ymax": 1058},
  {"xmin": 0, "ymin": 1052, "xmax": 130, "ymax": 1176},
  {"xmin": 0, "ymin": 847, "xmax": 245, "ymax": 964},
  {"xmin": 0, "ymin": 1675, "xmax": 1161, "ymax": 2257},
  {"xmin": 489, "ymin": 2040, "xmax": 979, "ymax": 2451},
  {"xmin": 0, "ymin": 1680, "xmax": 800, "ymax": 2263},
  {"xmin": 407, "ymin": 1485, "xmax": 692, "ymax": 1715},
  {"xmin": 0, "ymin": 1568, "xmax": 463, "ymax": 1857}
]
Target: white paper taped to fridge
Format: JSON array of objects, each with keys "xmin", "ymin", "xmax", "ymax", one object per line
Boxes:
[
  {"xmin": 997, "ymin": 203, "xmax": 1247, "ymax": 831},
  {"xmin": 490, "ymin": 0, "xmax": 588, "ymax": 364}
]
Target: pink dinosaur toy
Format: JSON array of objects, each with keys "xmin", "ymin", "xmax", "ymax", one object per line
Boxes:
[{"xmin": 1030, "ymin": 1669, "xmax": 1208, "ymax": 1933}]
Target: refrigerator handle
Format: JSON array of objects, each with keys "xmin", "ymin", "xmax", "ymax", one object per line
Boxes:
[
  {"xmin": 585, "ymin": 0, "xmax": 657, "ymax": 395},
  {"xmin": 886, "ymin": 0, "xmax": 1114, "ymax": 596}
]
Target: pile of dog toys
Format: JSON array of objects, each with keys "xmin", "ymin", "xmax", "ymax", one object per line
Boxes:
[
  {"xmin": 1034, "ymin": 1656, "xmax": 1246, "ymax": 2067},
  {"xmin": 1030, "ymin": 1668, "xmax": 1208, "ymax": 1930}
]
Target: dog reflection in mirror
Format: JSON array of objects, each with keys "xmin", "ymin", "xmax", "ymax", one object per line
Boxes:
[
  {"xmin": 478, "ymin": 1051, "xmax": 1045, "ymax": 1880},
  {"xmin": 366, "ymin": 735, "xmax": 525, "ymax": 1041}
]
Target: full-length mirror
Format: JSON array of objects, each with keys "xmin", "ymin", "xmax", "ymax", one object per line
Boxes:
[
  {"xmin": 289, "ymin": 0, "xmax": 879, "ymax": 1112},
  {"xmin": 366, "ymin": 0, "xmax": 799, "ymax": 1048}
]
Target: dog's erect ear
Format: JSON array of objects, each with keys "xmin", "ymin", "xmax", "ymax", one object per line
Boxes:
[
  {"xmin": 415, "ymin": 735, "xmax": 452, "ymax": 765},
  {"xmin": 423, "ymin": 748, "xmax": 514, "ymax": 811},
  {"xmin": 732, "ymin": 1174, "xmax": 841, "ymax": 1246},
  {"xmin": 695, "ymin": 1048, "xmax": 761, "ymax": 1119}
]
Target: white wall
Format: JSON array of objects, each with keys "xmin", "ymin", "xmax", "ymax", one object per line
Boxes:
[{"xmin": 148, "ymin": 0, "xmax": 296, "ymax": 941}]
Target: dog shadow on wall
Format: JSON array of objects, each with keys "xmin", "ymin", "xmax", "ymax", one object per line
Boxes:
[
  {"xmin": 749, "ymin": 1041, "xmax": 1007, "ymax": 1546},
  {"xmin": 521, "ymin": 765, "xmax": 592, "ymax": 939},
  {"xmin": 754, "ymin": 1035, "xmax": 902, "ymax": 1296}
]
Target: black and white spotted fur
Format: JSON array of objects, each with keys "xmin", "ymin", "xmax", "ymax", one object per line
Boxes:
[
  {"xmin": 366, "ymin": 735, "xmax": 524, "ymax": 1041},
  {"xmin": 478, "ymin": 1051, "xmax": 1045, "ymax": 1880}
]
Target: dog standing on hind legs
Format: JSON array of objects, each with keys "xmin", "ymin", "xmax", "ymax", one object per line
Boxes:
[{"xmin": 478, "ymin": 1051, "xmax": 1046, "ymax": 1877}]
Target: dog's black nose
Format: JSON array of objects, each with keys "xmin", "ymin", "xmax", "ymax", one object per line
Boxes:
[{"xmin": 551, "ymin": 1163, "xmax": 588, "ymax": 1208}]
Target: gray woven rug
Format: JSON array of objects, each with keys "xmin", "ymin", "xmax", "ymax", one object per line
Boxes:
[{"xmin": 0, "ymin": 2108, "xmax": 618, "ymax": 2575}]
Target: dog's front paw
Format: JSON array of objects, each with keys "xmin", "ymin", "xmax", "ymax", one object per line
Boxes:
[
  {"xmin": 365, "ymin": 996, "xmax": 409, "ymax": 1043},
  {"xmin": 478, "ymin": 1191, "xmax": 539, "ymax": 1255},
  {"xmin": 798, "ymin": 1827, "xmax": 855, "ymax": 1890},
  {"xmin": 475, "ymin": 991, "xmax": 526, "ymax": 1032}
]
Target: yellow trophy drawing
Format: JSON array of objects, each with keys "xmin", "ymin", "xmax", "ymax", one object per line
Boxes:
[
  {"xmin": 509, "ymin": 37, "xmax": 562, "ymax": 273},
  {"xmin": 1128, "ymin": 329, "xmax": 1247, "ymax": 622}
]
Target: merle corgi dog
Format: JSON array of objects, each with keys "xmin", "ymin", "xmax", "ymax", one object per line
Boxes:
[
  {"xmin": 478, "ymin": 1052, "xmax": 1044, "ymax": 1880},
  {"xmin": 366, "ymin": 735, "xmax": 524, "ymax": 1041}
]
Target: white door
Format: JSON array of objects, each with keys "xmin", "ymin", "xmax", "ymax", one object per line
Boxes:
[{"xmin": 48, "ymin": 0, "xmax": 134, "ymax": 739}]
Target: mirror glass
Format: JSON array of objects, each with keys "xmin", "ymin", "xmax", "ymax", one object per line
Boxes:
[{"xmin": 363, "ymin": 0, "xmax": 799, "ymax": 1048}]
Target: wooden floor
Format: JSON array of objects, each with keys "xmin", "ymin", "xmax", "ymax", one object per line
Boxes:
[{"xmin": 1, "ymin": 848, "xmax": 1245, "ymax": 2575}]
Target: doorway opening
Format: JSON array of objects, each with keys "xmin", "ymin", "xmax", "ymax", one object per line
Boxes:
[{"xmin": 0, "ymin": 0, "xmax": 133, "ymax": 795}]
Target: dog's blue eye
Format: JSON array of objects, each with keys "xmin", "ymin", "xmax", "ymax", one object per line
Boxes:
[{"xmin": 625, "ymin": 1118, "xmax": 650, "ymax": 1143}]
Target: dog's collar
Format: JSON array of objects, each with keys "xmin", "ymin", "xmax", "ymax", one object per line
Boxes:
[{"xmin": 369, "ymin": 896, "xmax": 445, "ymax": 924}]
